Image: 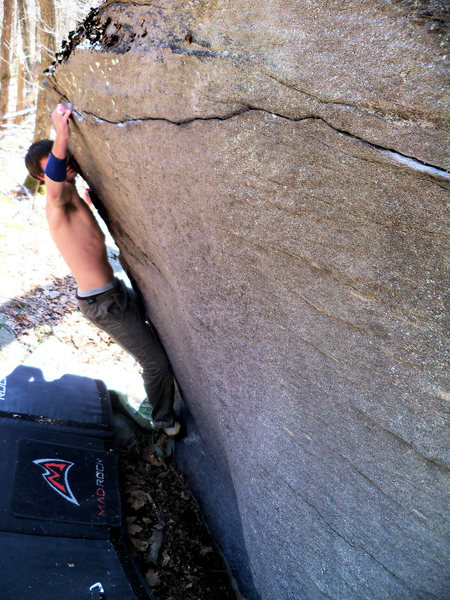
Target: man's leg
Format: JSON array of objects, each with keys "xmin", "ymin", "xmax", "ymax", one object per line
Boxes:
[{"xmin": 78, "ymin": 280, "xmax": 175, "ymax": 428}]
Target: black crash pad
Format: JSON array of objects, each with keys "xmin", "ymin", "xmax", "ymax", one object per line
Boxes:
[
  {"xmin": 0, "ymin": 531, "xmax": 154, "ymax": 600},
  {"xmin": 0, "ymin": 419, "xmax": 120, "ymax": 539},
  {"xmin": 12, "ymin": 438, "xmax": 120, "ymax": 527},
  {"xmin": 0, "ymin": 366, "xmax": 154, "ymax": 599},
  {"xmin": 0, "ymin": 365, "xmax": 113, "ymax": 437}
]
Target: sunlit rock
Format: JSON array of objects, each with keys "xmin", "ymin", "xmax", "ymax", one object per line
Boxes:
[{"xmin": 46, "ymin": 2, "xmax": 449, "ymax": 598}]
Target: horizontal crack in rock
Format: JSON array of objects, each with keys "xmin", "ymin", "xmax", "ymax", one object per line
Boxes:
[{"xmin": 77, "ymin": 105, "xmax": 450, "ymax": 180}]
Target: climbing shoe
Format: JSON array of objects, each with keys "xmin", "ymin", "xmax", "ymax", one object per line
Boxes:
[
  {"xmin": 130, "ymin": 397, "xmax": 183, "ymax": 437},
  {"xmin": 109, "ymin": 391, "xmax": 183, "ymax": 435}
]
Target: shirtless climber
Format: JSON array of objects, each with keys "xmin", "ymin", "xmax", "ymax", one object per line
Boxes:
[{"xmin": 25, "ymin": 103, "xmax": 180, "ymax": 437}]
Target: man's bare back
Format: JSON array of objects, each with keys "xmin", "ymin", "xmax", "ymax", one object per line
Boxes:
[
  {"xmin": 45, "ymin": 182, "xmax": 114, "ymax": 291},
  {"xmin": 41, "ymin": 104, "xmax": 114, "ymax": 292}
]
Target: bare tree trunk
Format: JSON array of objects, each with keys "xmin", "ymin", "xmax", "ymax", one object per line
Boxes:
[
  {"xmin": 16, "ymin": 0, "xmax": 33, "ymax": 89},
  {"xmin": 33, "ymin": 0, "xmax": 56, "ymax": 142},
  {"xmin": 14, "ymin": 60, "xmax": 26, "ymax": 122},
  {"xmin": 0, "ymin": 0, "xmax": 15, "ymax": 118}
]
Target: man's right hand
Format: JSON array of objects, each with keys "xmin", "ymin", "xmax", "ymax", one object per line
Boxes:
[
  {"xmin": 51, "ymin": 104, "xmax": 72, "ymax": 140},
  {"xmin": 50, "ymin": 104, "xmax": 73, "ymax": 160}
]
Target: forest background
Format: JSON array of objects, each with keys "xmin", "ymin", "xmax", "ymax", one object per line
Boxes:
[{"xmin": 0, "ymin": 0, "xmax": 101, "ymax": 168}]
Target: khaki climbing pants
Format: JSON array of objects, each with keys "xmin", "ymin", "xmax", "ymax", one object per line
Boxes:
[{"xmin": 77, "ymin": 278, "xmax": 175, "ymax": 427}]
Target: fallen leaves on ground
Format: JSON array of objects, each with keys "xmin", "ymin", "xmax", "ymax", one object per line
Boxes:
[{"xmin": 119, "ymin": 430, "xmax": 237, "ymax": 599}]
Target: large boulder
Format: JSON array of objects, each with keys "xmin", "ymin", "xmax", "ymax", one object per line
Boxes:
[{"xmin": 46, "ymin": 1, "xmax": 449, "ymax": 598}]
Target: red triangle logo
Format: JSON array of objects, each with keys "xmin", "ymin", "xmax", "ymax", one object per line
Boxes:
[{"xmin": 33, "ymin": 458, "xmax": 80, "ymax": 506}]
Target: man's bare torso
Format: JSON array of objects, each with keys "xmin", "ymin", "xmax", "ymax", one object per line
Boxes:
[{"xmin": 46, "ymin": 182, "xmax": 114, "ymax": 292}]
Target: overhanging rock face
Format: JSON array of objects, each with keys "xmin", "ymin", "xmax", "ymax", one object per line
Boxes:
[{"xmin": 47, "ymin": 1, "xmax": 449, "ymax": 598}]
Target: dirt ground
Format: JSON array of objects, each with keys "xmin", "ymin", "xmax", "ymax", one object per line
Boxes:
[{"xmin": 0, "ymin": 116, "xmax": 238, "ymax": 599}]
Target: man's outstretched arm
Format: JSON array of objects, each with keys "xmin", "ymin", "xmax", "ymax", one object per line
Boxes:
[{"xmin": 44, "ymin": 104, "xmax": 73, "ymax": 206}]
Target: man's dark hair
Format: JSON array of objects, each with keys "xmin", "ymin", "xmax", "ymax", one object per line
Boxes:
[{"xmin": 25, "ymin": 139, "xmax": 53, "ymax": 180}]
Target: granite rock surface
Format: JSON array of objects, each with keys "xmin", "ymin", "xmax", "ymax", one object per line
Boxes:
[{"xmin": 46, "ymin": 1, "xmax": 449, "ymax": 598}]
